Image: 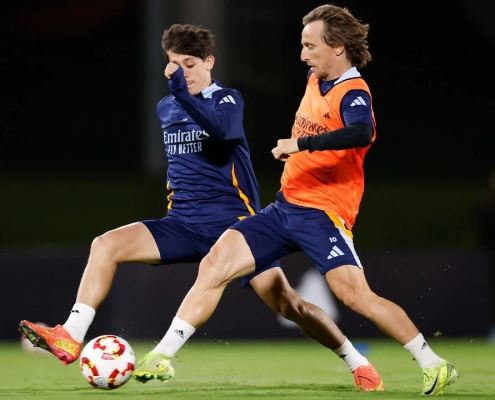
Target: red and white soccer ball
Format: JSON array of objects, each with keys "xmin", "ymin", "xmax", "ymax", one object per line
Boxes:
[{"xmin": 79, "ymin": 335, "xmax": 135, "ymax": 390}]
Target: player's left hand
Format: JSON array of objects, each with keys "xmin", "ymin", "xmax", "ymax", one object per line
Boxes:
[{"xmin": 271, "ymin": 139, "xmax": 299, "ymax": 162}]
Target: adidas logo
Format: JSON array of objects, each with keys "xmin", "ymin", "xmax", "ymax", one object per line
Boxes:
[
  {"xmin": 327, "ymin": 245, "xmax": 345, "ymax": 260},
  {"xmin": 174, "ymin": 329, "xmax": 184, "ymax": 338},
  {"xmin": 350, "ymin": 96, "xmax": 367, "ymax": 107},
  {"xmin": 71, "ymin": 309, "xmax": 80, "ymax": 313},
  {"xmin": 219, "ymin": 95, "xmax": 236, "ymax": 105},
  {"xmin": 421, "ymin": 341, "xmax": 429, "ymax": 350},
  {"xmin": 323, "ymin": 112, "xmax": 330, "ymax": 119}
]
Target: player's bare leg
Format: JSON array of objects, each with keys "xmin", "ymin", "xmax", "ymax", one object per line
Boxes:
[
  {"xmin": 20, "ymin": 222, "xmax": 161, "ymax": 364},
  {"xmin": 143, "ymin": 229, "xmax": 257, "ymax": 366},
  {"xmin": 76, "ymin": 222, "xmax": 161, "ymax": 309},
  {"xmin": 176, "ymin": 229, "xmax": 255, "ymax": 326},
  {"xmin": 325, "ymin": 265, "xmax": 418, "ymax": 344},
  {"xmin": 326, "ymin": 265, "xmax": 458, "ymax": 394},
  {"xmin": 134, "ymin": 229, "xmax": 253, "ymax": 383},
  {"xmin": 251, "ymin": 268, "xmax": 384, "ymax": 390},
  {"xmin": 251, "ymin": 268, "xmax": 344, "ymax": 349}
]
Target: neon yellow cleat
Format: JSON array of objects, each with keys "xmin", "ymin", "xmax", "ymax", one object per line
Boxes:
[
  {"xmin": 423, "ymin": 360, "xmax": 458, "ymax": 395},
  {"xmin": 132, "ymin": 352, "xmax": 175, "ymax": 384}
]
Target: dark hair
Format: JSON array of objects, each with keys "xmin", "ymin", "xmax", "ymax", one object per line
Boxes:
[
  {"xmin": 161, "ymin": 24, "xmax": 215, "ymax": 60},
  {"xmin": 303, "ymin": 4, "xmax": 371, "ymax": 68}
]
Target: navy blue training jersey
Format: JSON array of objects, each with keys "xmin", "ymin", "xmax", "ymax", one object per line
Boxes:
[{"xmin": 157, "ymin": 66, "xmax": 261, "ymax": 223}]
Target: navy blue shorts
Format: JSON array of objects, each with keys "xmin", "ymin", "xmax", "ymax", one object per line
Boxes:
[
  {"xmin": 231, "ymin": 203, "xmax": 363, "ymax": 275},
  {"xmin": 142, "ymin": 216, "xmax": 279, "ymax": 287}
]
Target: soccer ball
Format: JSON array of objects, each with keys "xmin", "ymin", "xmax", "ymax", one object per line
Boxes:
[{"xmin": 79, "ymin": 335, "xmax": 135, "ymax": 390}]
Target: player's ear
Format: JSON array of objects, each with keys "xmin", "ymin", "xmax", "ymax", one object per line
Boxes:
[
  {"xmin": 334, "ymin": 45, "xmax": 345, "ymax": 57},
  {"xmin": 205, "ymin": 55, "xmax": 215, "ymax": 71}
]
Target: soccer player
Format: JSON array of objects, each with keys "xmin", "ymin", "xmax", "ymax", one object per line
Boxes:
[
  {"xmin": 137, "ymin": 6, "xmax": 459, "ymax": 396},
  {"xmin": 19, "ymin": 23, "xmax": 383, "ymax": 391}
]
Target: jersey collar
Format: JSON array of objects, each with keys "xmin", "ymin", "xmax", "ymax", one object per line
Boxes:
[
  {"xmin": 335, "ymin": 67, "xmax": 361, "ymax": 84},
  {"xmin": 201, "ymin": 80, "xmax": 223, "ymax": 98}
]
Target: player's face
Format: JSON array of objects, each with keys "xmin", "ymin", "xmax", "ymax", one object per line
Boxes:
[
  {"xmin": 167, "ymin": 52, "xmax": 214, "ymax": 95},
  {"xmin": 301, "ymin": 20, "xmax": 343, "ymax": 81}
]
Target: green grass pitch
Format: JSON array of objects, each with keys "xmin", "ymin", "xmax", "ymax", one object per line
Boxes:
[{"xmin": 2, "ymin": 338, "xmax": 495, "ymax": 399}]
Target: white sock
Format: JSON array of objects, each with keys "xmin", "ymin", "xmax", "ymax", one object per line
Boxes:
[
  {"xmin": 332, "ymin": 337, "xmax": 370, "ymax": 372},
  {"xmin": 153, "ymin": 316, "xmax": 196, "ymax": 358},
  {"xmin": 404, "ymin": 333, "xmax": 444, "ymax": 369},
  {"xmin": 62, "ymin": 303, "xmax": 96, "ymax": 343}
]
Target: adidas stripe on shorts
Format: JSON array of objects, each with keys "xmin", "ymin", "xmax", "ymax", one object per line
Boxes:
[{"xmin": 231, "ymin": 202, "xmax": 363, "ymax": 276}]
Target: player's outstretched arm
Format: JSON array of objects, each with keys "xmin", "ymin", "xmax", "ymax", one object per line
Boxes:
[
  {"xmin": 299, "ymin": 124, "xmax": 372, "ymax": 153},
  {"xmin": 271, "ymin": 123, "xmax": 373, "ymax": 162}
]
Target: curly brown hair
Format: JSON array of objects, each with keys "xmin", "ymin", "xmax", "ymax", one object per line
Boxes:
[
  {"xmin": 303, "ymin": 4, "xmax": 371, "ymax": 68},
  {"xmin": 161, "ymin": 24, "xmax": 215, "ymax": 61}
]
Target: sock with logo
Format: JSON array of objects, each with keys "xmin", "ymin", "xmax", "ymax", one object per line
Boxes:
[
  {"xmin": 404, "ymin": 333, "xmax": 444, "ymax": 369},
  {"xmin": 62, "ymin": 303, "xmax": 96, "ymax": 343},
  {"xmin": 152, "ymin": 316, "xmax": 196, "ymax": 358},
  {"xmin": 332, "ymin": 337, "xmax": 370, "ymax": 372}
]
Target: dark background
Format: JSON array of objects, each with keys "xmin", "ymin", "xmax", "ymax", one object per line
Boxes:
[
  {"xmin": 1, "ymin": 0, "xmax": 495, "ymax": 340},
  {"xmin": 2, "ymin": 0, "xmax": 495, "ymax": 177}
]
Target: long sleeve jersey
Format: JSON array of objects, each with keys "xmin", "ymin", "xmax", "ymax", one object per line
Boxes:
[{"xmin": 157, "ymin": 67, "xmax": 261, "ymax": 223}]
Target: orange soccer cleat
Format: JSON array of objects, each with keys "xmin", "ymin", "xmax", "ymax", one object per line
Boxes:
[
  {"xmin": 19, "ymin": 320, "xmax": 81, "ymax": 365},
  {"xmin": 353, "ymin": 363, "xmax": 385, "ymax": 391}
]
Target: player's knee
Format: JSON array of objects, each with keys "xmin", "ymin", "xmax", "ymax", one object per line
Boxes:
[
  {"xmin": 339, "ymin": 291, "xmax": 359, "ymax": 310},
  {"xmin": 277, "ymin": 291, "xmax": 307, "ymax": 322},
  {"xmin": 90, "ymin": 232, "xmax": 120, "ymax": 262},
  {"xmin": 198, "ymin": 246, "xmax": 235, "ymax": 287},
  {"xmin": 335, "ymin": 287, "xmax": 372, "ymax": 317}
]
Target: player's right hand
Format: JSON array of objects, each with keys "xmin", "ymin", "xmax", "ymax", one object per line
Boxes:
[
  {"xmin": 164, "ymin": 62, "xmax": 180, "ymax": 79},
  {"xmin": 272, "ymin": 139, "xmax": 299, "ymax": 162}
]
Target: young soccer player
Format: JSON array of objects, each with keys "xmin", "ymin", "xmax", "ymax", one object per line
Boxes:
[
  {"xmin": 19, "ymin": 23, "xmax": 383, "ymax": 391},
  {"xmin": 137, "ymin": 7, "xmax": 458, "ymax": 396}
]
